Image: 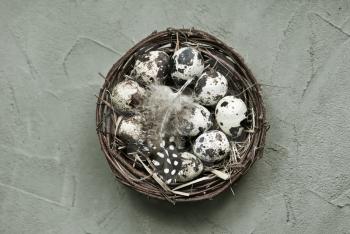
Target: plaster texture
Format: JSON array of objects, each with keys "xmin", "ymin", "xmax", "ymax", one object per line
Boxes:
[{"xmin": 1, "ymin": 0, "xmax": 350, "ymax": 233}]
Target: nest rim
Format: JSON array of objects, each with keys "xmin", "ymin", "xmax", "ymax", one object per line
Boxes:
[{"xmin": 96, "ymin": 28, "xmax": 268, "ymax": 203}]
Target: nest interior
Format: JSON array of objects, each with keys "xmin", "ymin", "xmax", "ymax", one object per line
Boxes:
[{"xmin": 96, "ymin": 28, "xmax": 268, "ymax": 203}]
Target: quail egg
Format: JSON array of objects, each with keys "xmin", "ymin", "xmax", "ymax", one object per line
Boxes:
[
  {"xmin": 132, "ymin": 50, "xmax": 170, "ymax": 85},
  {"xmin": 171, "ymin": 47, "xmax": 204, "ymax": 80},
  {"xmin": 176, "ymin": 152, "xmax": 204, "ymax": 182},
  {"xmin": 193, "ymin": 130, "xmax": 230, "ymax": 163},
  {"xmin": 215, "ymin": 96, "xmax": 247, "ymax": 138},
  {"xmin": 111, "ymin": 79, "xmax": 146, "ymax": 113},
  {"xmin": 176, "ymin": 104, "xmax": 212, "ymax": 137},
  {"xmin": 117, "ymin": 115, "xmax": 145, "ymax": 143},
  {"xmin": 193, "ymin": 70, "xmax": 228, "ymax": 106}
]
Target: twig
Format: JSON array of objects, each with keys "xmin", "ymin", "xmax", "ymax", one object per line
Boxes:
[
  {"xmin": 245, "ymin": 107, "xmax": 256, "ymax": 133},
  {"xmin": 114, "ymin": 116, "xmax": 123, "ymax": 137},
  {"xmin": 172, "ymin": 176, "xmax": 212, "ymax": 191},
  {"xmin": 237, "ymin": 83, "xmax": 257, "ymax": 96},
  {"xmin": 207, "ymin": 168, "xmax": 230, "ymax": 180},
  {"xmin": 98, "ymin": 72, "xmax": 106, "ymax": 79},
  {"xmin": 175, "ymin": 32, "xmax": 180, "ymax": 51},
  {"xmin": 95, "ymin": 95, "xmax": 113, "ymax": 110}
]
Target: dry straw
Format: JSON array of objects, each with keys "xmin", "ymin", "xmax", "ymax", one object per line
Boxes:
[{"xmin": 96, "ymin": 28, "xmax": 268, "ymax": 203}]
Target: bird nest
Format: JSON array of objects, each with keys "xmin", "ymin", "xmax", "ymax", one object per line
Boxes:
[{"xmin": 96, "ymin": 28, "xmax": 268, "ymax": 203}]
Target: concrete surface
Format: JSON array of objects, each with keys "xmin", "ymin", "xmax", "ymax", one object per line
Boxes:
[{"xmin": 1, "ymin": 0, "xmax": 350, "ymax": 233}]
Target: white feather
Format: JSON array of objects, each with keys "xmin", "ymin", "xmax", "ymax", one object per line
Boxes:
[{"xmin": 139, "ymin": 79, "xmax": 196, "ymax": 145}]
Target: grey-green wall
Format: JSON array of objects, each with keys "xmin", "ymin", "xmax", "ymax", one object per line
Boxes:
[{"xmin": 1, "ymin": 0, "xmax": 350, "ymax": 233}]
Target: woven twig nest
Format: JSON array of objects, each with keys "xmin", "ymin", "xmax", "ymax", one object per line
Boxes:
[{"xmin": 96, "ymin": 28, "xmax": 268, "ymax": 203}]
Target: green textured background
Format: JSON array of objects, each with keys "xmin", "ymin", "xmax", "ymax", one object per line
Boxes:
[{"xmin": 1, "ymin": 0, "xmax": 350, "ymax": 233}]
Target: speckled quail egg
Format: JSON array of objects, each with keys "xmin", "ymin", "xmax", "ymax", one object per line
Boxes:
[
  {"xmin": 176, "ymin": 104, "xmax": 212, "ymax": 137},
  {"xmin": 193, "ymin": 130, "xmax": 231, "ymax": 163},
  {"xmin": 215, "ymin": 96, "xmax": 247, "ymax": 138},
  {"xmin": 176, "ymin": 152, "xmax": 204, "ymax": 182},
  {"xmin": 117, "ymin": 115, "xmax": 145, "ymax": 143},
  {"xmin": 131, "ymin": 50, "xmax": 170, "ymax": 85},
  {"xmin": 193, "ymin": 70, "xmax": 228, "ymax": 106},
  {"xmin": 171, "ymin": 47, "xmax": 205, "ymax": 80},
  {"xmin": 111, "ymin": 79, "xmax": 146, "ymax": 113}
]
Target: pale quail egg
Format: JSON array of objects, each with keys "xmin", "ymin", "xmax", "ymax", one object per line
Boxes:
[
  {"xmin": 193, "ymin": 70, "xmax": 228, "ymax": 106},
  {"xmin": 193, "ymin": 130, "xmax": 230, "ymax": 163},
  {"xmin": 215, "ymin": 96, "xmax": 247, "ymax": 138},
  {"xmin": 117, "ymin": 115, "xmax": 145, "ymax": 143},
  {"xmin": 110, "ymin": 79, "xmax": 146, "ymax": 113},
  {"xmin": 176, "ymin": 152, "xmax": 204, "ymax": 182},
  {"xmin": 132, "ymin": 50, "xmax": 170, "ymax": 85},
  {"xmin": 176, "ymin": 104, "xmax": 212, "ymax": 137},
  {"xmin": 171, "ymin": 47, "xmax": 204, "ymax": 80}
]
